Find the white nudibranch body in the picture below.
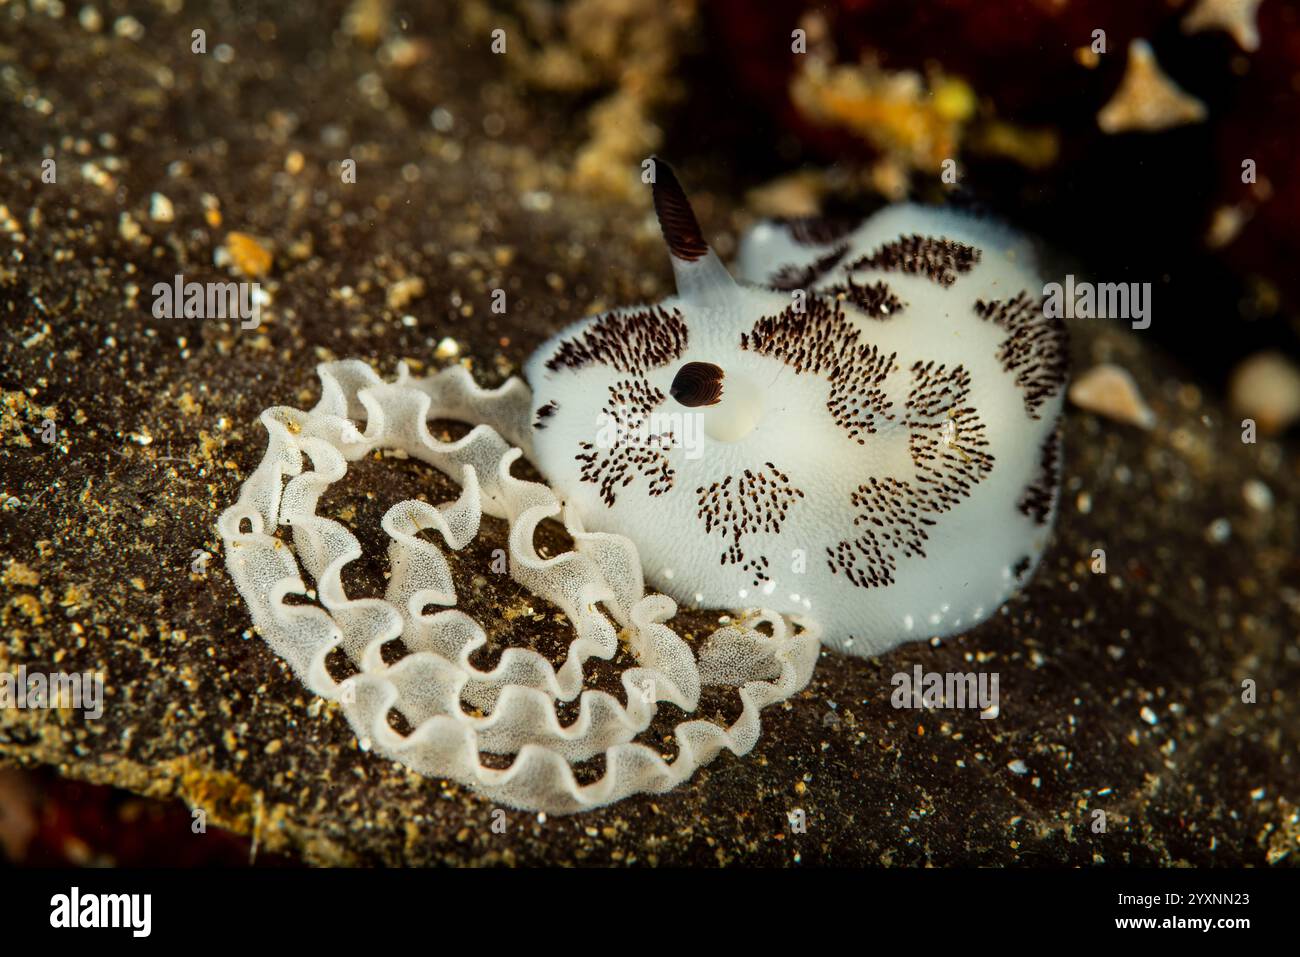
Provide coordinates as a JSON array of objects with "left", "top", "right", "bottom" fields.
[{"left": 527, "top": 162, "right": 1068, "bottom": 656}]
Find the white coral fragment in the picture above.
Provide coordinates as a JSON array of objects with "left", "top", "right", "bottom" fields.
[
  {"left": 1068, "top": 363, "right": 1157, "bottom": 430},
  {"left": 218, "top": 360, "right": 819, "bottom": 813},
  {"left": 1182, "top": 0, "right": 1263, "bottom": 53},
  {"left": 1097, "top": 40, "right": 1207, "bottom": 134}
]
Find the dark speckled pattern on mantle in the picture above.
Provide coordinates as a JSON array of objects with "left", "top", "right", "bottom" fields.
[{"left": 1, "top": 1, "right": 1297, "bottom": 866}]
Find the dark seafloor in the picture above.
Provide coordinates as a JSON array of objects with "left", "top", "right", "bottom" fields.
[{"left": 1, "top": 1, "right": 1298, "bottom": 866}]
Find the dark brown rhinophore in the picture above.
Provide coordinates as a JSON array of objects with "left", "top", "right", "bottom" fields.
[
  {"left": 670, "top": 361, "right": 725, "bottom": 407},
  {"left": 651, "top": 158, "right": 710, "bottom": 262}
]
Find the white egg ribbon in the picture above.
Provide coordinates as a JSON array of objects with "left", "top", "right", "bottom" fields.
[{"left": 218, "top": 360, "right": 820, "bottom": 813}]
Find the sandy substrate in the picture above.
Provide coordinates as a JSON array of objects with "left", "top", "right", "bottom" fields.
[{"left": 1, "top": 2, "right": 1297, "bottom": 866}]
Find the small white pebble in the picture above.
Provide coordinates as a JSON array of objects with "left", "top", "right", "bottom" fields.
[
  {"left": 521, "top": 190, "right": 553, "bottom": 212},
  {"left": 113, "top": 14, "right": 144, "bottom": 39},
  {"left": 430, "top": 107, "right": 454, "bottom": 132},
  {"left": 1242, "top": 479, "right": 1273, "bottom": 512},
  {"left": 149, "top": 192, "right": 175, "bottom": 223},
  {"left": 79, "top": 5, "right": 102, "bottom": 32}
]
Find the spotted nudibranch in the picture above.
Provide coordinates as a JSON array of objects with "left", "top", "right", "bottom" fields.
[{"left": 526, "top": 161, "right": 1068, "bottom": 656}]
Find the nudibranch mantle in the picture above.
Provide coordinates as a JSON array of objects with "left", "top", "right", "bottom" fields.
[{"left": 526, "top": 163, "right": 1067, "bottom": 656}]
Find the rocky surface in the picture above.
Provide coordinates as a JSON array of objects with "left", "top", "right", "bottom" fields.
[{"left": 1, "top": 1, "right": 1297, "bottom": 865}]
